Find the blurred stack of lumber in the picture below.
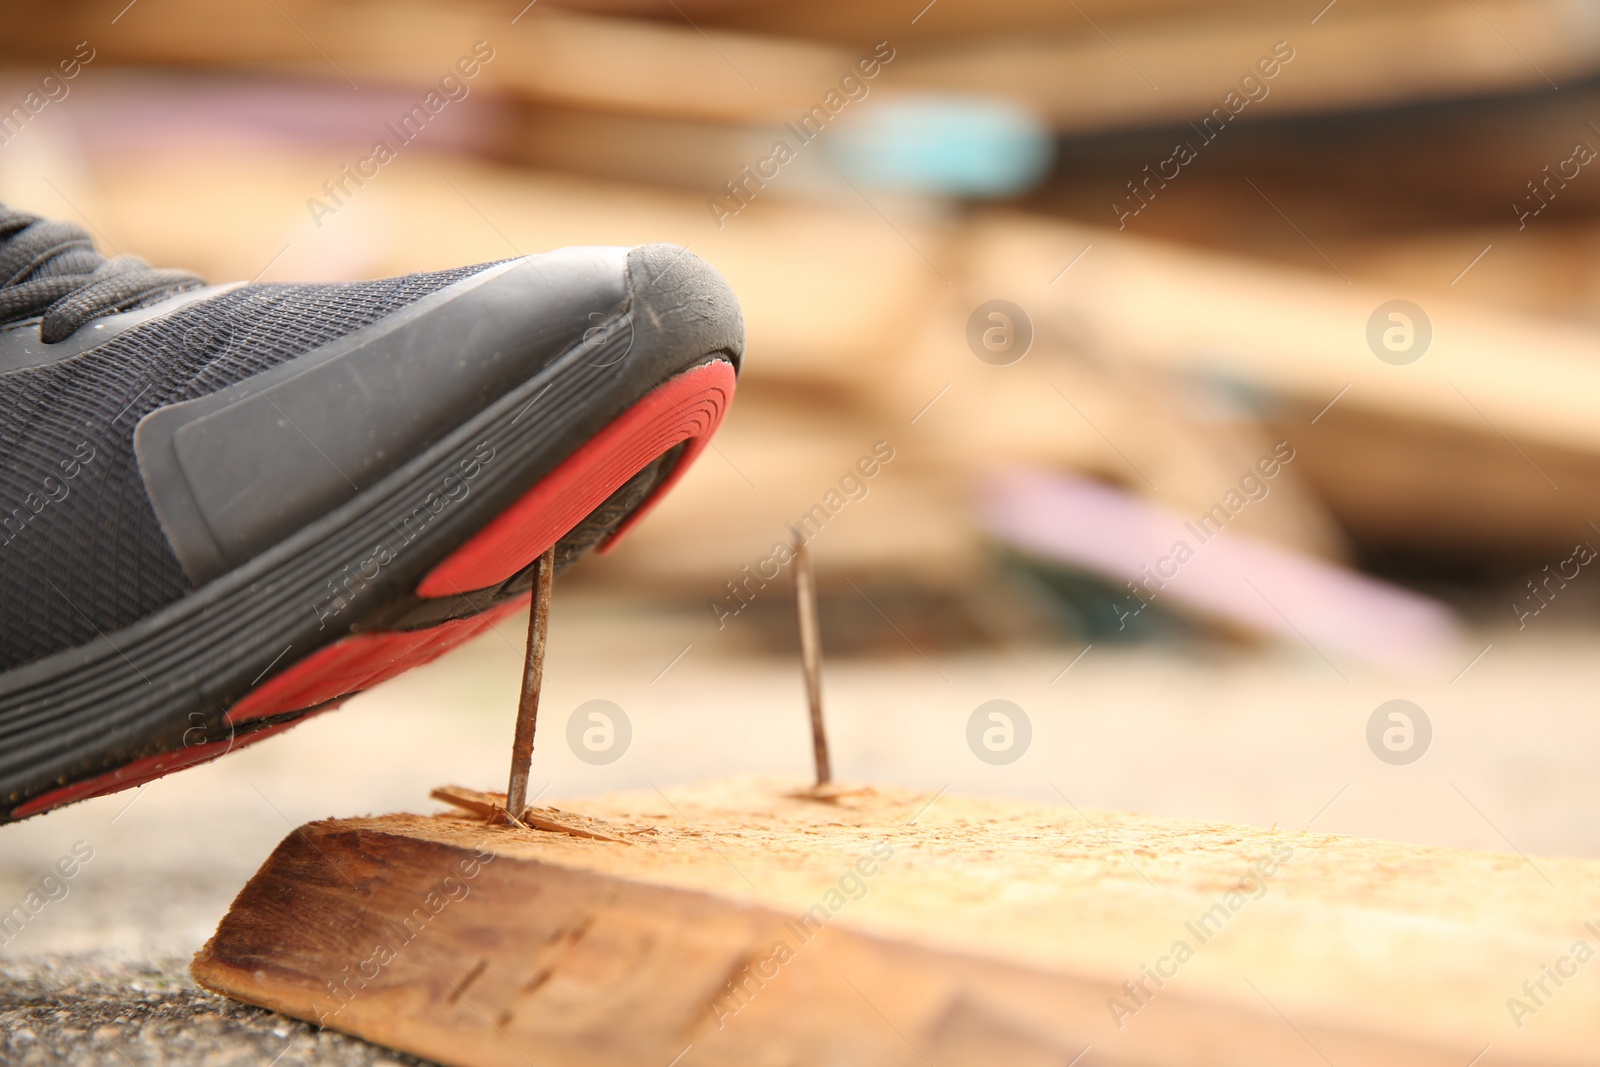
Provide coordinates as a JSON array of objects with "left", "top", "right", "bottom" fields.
[{"left": 3, "top": 0, "right": 1599, "bottom": 653}]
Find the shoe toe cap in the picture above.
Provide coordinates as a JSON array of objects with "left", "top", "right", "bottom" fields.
[{"left": 136, "top": 244, "right": 742, "bottom": 585}]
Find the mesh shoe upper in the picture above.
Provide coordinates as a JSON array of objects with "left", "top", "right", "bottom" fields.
[{"left": 0, "top": 265, "right": 495, "bottom": 671}]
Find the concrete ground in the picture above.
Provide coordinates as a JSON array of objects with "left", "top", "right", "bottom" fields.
[
  {"left": 4, "top": 590, "right": 1597, "bottom": 1063},
  {"left": 0, "top": 956, "right": 432, "bottom": 1066}
]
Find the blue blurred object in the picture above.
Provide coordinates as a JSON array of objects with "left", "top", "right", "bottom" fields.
[{"left": 826, "top": 95, "right": 1055, "bottom": 197}]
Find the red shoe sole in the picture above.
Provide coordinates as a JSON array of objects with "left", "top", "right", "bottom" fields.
[{"left": 14, "top": 360, "right": 735, "bottom": 818}]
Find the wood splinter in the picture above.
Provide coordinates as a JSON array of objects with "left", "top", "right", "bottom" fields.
[
  {"left": 504, "top": 545, "right": 556, "bottom": 826},
  {"left": 430, "top": 785, "right": 630, "bottom": 844}
]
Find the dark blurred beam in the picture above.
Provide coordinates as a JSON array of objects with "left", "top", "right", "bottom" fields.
[{"left": 1027, "top": 78, "right": 1600, "bottom": 244}]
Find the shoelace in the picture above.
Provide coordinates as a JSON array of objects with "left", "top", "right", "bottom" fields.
[{"left": 0, "top": 207, "right": 203, "bottom": 343}]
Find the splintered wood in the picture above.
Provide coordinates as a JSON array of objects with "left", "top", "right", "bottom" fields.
[{"left": 193, "top": 780, "right": 1600, "bottom": 1066}]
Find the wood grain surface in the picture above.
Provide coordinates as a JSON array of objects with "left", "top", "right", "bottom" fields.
[{"left": 193, "top": 778, "right": 1600, "bottom": 1066}]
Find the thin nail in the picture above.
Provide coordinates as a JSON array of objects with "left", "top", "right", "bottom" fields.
[
  {"left": 505, "top": 546, "right": 556, "bottom": 824},
  {"left": 793, "top": 532, "right": 831, "bottom": 786}
]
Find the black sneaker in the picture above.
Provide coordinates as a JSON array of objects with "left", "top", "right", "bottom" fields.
[{"left": 0, "top": 206, "right": 741, "bottom": 821}]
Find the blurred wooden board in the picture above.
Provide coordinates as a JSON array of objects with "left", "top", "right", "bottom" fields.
[
  {"left": 892, "top": 0, "right": 1600, "bottom": 133},
  {"left": 193, "top": 779, "right": 1600, "bottom": 1066},
  {"left": 0, "top": 0, "right": 850, "bottom": 124},
  {"left": 947, "top": 212, "right": 1600, "bottom": 559},
  {"left": 574, "top": 0, "right": 1282, "bottom": 40},
  {"left": 966, "top": 211, "right": 1600, "bottom": 461},
  {"left": 8, "top": 0, "right": 1595, "bottom": 131},
  {"left": 682, "top": 0, "right": 1498, "bottom": 45},
  {"left": 1270, "top": 400, "right": 1600, "bottom": 564},
  {"left": 1042, "top": 87, "right": 1600, "bottom": 244}
]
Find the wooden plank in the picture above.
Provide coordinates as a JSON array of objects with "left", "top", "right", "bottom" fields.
[
  {"left": 11, "top": 0, "right": 1594, "bottom": 133},
  {"left": 592, "top": 0, "right": 1276, "bottom": 42},
  {"left": 1266, "top": 398, "right": 1600, "bottom": 564},
  {"left": 194, "top": 779, "right": 1600, "bottom": 1066},
  {"left": 964, "top": 212, "right": 1600, "bottom": 461},
  {"left": 2, "top": 0, "right": 850, "bottom": 125},
  {"left": 892, "top": 0, "right": 1600, "bottom": 133},
  {"left": 688, "top": 0, "right": 1473, "bottom": 45},
  {"left": 1032, "top": 85, "right": 1600, "bottom": 247}
]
